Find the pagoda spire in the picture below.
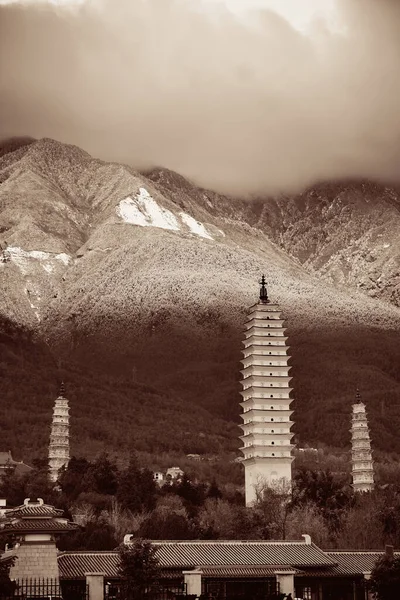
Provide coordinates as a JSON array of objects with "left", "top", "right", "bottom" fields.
[
  {"left": 239, "top": 279, "right": 295, "bottom": 506},
  {"left": 351, "top": 390, "right": 374, "bottom": 493},
  {"left": 48, "top": 383, "right": 70, "bottom": 482},
  {"left": 259, "top": 274, "right": 270, "bottom": 304}
]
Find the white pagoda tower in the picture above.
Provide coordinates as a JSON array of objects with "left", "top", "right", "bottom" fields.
[
  {"left": 48, "top": 383, "right": 70, "bottom": 482},
  {"left": 239, "top": 276, "right": 295, "bottom": 506},
  {"left": 351, "top": 391, "right": 374, "bottom": 493}
]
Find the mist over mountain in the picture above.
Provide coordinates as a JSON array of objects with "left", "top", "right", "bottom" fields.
[
  {"left": 1, "top": 137, "right": 400, "bottom": 469},
  {"left": 1, "top": 0, "right": 400, "bottom": 195}
]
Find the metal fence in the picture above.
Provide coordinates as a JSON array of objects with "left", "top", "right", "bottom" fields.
[
  {"left": 105, "top": 583, "right": 188, "bottom": 600},
  {"left": 0, "top": 579, "right": 88, "bottom": 600},
  {"left": 202, "top": 579, "right": 280, "bottom": 600}
]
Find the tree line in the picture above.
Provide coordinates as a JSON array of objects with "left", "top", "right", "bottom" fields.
[{"left": 2, "top": 453, "right": 400, "bottom": 552}]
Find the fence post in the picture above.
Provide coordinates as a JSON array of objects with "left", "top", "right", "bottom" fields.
[
  {"left": 182, "top": 570, "right": 203, "bottom": 597},
  {"left": 85, "top": 572, "right": 106, "bottom": 600}
]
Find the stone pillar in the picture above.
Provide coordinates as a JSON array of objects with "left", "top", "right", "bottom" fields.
[
  {"left": 85, "top": 573, "right": 105, "bottom": 600},
  {"left": 274, "top": 571, "right": 296, "bottom": 597},
  {"left": 363, "top": 572, "right": 373, "bottom": 600},
  {"left": 182, "top": 570, "right": 203, "bottom": 597}
]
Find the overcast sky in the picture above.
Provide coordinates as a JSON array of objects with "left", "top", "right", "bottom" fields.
[{"left": 1, "top": 0, "right": 400, "bottom": 195}]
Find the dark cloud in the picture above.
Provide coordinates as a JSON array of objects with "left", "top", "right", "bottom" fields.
[{"left": 1, "top": 0, "right": 400, "bottom": 195}]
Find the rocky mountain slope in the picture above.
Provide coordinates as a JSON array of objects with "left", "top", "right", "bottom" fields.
[
  {"left": 1, "top": 138, "right": 400, "bottom": 465},
  {"left": 229, "top": 183, "right": 400, "bottom": 307}
]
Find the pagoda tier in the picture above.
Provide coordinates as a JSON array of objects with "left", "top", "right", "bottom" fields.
[
  {"left": 350, "top": 398, "right": 374, "bottom": 493},
  {"left": 48, "top": 387, "right": 70, "bottom": 482},
  {"left": 240, "top": 282, "right": 295, "bottom": 506}
]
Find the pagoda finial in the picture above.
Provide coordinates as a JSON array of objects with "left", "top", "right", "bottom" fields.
[
  {"left": 356, "top": 388, "right": 361, "bottom": 403},
  {"left": 58, "top": 381, "right": 66, "bottom": 397},
  {"left": 259, "top": 274, "right": 270, "bottom": 304}
]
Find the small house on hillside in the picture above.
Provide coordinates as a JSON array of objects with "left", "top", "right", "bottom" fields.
[
  {"left": 0, "top": 451, "right": 33, "bottom": 478},
  {"left": 165, "top": 467, "right": 184, "bottom": 482}
]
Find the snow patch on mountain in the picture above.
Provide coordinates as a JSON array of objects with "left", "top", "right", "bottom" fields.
[
  {"left": 24, "top": 286, "right": 42, "bottom": 322},
  {"left": 6, "top": 246, "right": 71, "bottom": 275},
  {"left": 179, "top": 212, "right": 213, "bottom": 240},
  {"left": 117, "top": 188, "right": 180, "bottom": 231},
  {"left": 117, "top": 188, "right": 214, "bottom": 239}
]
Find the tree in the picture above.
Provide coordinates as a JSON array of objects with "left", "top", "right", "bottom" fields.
[
  {"left": 171, "top": 473, "right": 206, "bottom": 517},
  {"left": 58, "top": 457, "right": 91, "bottom": 501},
  {"left": 117, "top": 539, "right": 160, "bottom": 599},
  {"left": 0, "top": 557, "right": 16, "bottom": 596},
  {"left": 0, "top": 469, "right": 28, "bottom": 506},
  {"left": 207, "top": 479, "right": 222, "bottom": 500},
  {"left": 82, "top": 454, "right": 118, "bottom": 495},
  {"left": 370, "top": 552, "right": 400, "bottom": 599},
  {"left": 198, "top": 498, "right": 246, "bottom": 539},
  {"left": 293, "top": 467, "right": 353, "bottom": 532},
  {"left": 285, "top": 503, "right": 330, "bottom": 548},
  {"left": 117, "top": 458, "right": 156, "bottom": 513},
  {"left": 140, "top": 495, "right": 194, "bottom": 540},
  {"left": 336, "top": 494, "right": 384, "bottom": 550},
  {"left": 250, "top": 479, "right": 292, "bottom": 540},
  {"left": 58, "top": 518, "right": 117, "bottom": 551}
]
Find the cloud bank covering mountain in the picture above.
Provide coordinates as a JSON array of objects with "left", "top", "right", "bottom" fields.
[{"left": 1, "top": 0, "right": 400, "bottom": 195}]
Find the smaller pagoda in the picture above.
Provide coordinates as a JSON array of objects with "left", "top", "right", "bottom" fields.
[
  {"left": 49, "top": 383, "right": 70, "bottom": 482},
  {"left": 0, "top": 498, "right": 78, "bottom": 581},
  {"left": 351, "top": 390, "right": 374, "bottom": 493}
]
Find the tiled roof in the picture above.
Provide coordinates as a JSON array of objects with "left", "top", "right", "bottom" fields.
[
  {"left": 59, "top": 553, "right": 119, "bottom": 579},
  {"left": 5, "top": 504, "right": 64, "bottom": 518},
  {"left": 58, "top": 541, "right": 335, "bottom": 579},
  {"left": 1, "top": 519, "right": 78, "bottom": 532},
  {"left": 325, "top": 551, "right": 400, "bottom": 576},
  {"left": 58, "top": 547, "right": 400, "bottom": 581},
  {"left": 149, "top": 541, "right": 335, "bottom": 569}
]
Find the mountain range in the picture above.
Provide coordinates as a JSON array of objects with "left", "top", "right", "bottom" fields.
[{"left": 1, "top": 137, "right": 400, "bottom": 472}]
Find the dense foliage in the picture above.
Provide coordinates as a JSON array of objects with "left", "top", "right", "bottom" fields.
[
  {"left": 2, "top": 452, "right": 400, "bottom": 552},
  {"left": 370, "top": 553, "right": 400, "bottom": 600}
]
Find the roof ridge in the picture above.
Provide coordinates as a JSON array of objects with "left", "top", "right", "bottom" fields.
[
  {"left": 58, "top": 551, "right": 118, "bottom": 556},
  {"left": 326, "top": 550, "right": 400, "bottom": 554},
  {"left": 151, "top": 540, "right": 308, "bottom": 545}
]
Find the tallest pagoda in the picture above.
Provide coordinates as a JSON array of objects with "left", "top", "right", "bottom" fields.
[{"left": 239, "top": 277, "right": 295, "bottom": 506}]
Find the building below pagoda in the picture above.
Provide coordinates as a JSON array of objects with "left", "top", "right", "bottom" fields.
[
  {"left": 49, "top": 383, "right": 70, "bottom": 482},
  {"left": 239, "top": 276, "right": 295, "bottom": 506},
  {"left": 351, "top": 391, "right": 374, "bottom": 493},
  {"left": 1, "top": 498, "right": 78, "bottom": 581}
]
